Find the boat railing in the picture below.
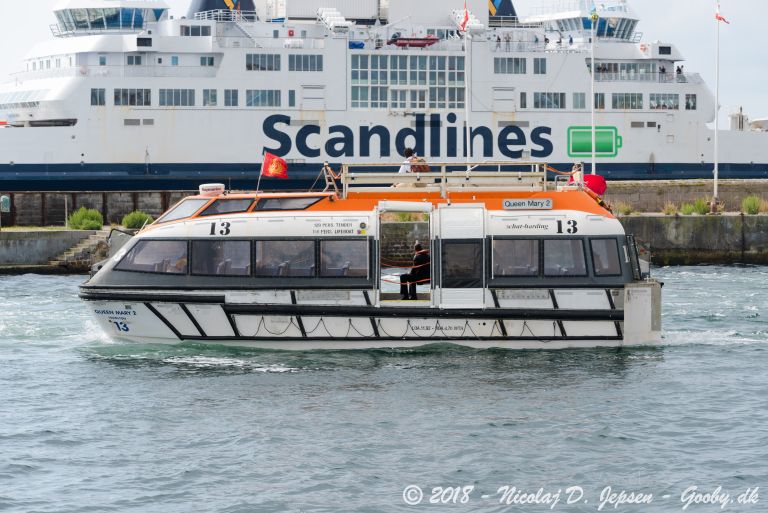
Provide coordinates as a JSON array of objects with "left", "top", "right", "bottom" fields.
[
  {"left": 194, "top": 10, "right": 259, "bottom": 22},
  {"left": 595, "top": 71, "right": 703, "bottom": 84},
  {"left": 340, "top": 162, "right": 549, "bottom": 199}
]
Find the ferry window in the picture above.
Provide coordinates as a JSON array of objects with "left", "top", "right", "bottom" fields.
[
  {"left": 659, "top": 46, "right": 672, "bottom": 55},
  {"left": 441, "top": 241, "right": 482, "bottom": 288},
  {"left": 200, "top": 56, "right": 214, "bottom": 67},
  {"left": 255, "top": 240, "right": 315, "bottom": 277},
  {"left": 156, "top": 198, "right": 209, "bottom": 223},
  {"left": 246, "top": 53, "right": 281, "bottom": 71},
  {"left": 114, "top": 89, "right": 151, "bottom": 106},
  {"left": 116, "top": 240, "right": 188, "bottom": 274},
  {"left": 225, "top": 89, "right": 238, "bottom": 107},
  {"left": 181, "top": 25, "right": 190, "bottom": 36},
  {"left": 288, "top": 90, "right": 295, "bottom": 107},
  {"left": 191, "top": 240, "right": 250, "bottom": 276},
  {"left": 612, "top": 93, "right": 643, "bottom": 110},
  {"left": 199, "top": 198, "right": 253, "bottom": 217},
  {"left": 685, "top": 94, "right": 697, "bottom": 110},
  {"left": 594, "top": 93, "right": 605, "bottom": 110},
  {"left": 494, "top": 57, "right": 526, "bottom": 75},
  {"left": 203, "top": 89, "right": 217, "bottom": 107},
  {"left": 533, "top": 58, "right": 547, "bottom": 75},
  {"left": 99, "top": 56, "right": 106, "bottom": 66},
  {"left": 159, "top": 89, "right": 195, "bottom": 107},
  {"left": 493, "top": 239, "right": 539, "bottom": 277},
  {"left": 137, "top": 37, "right": 152, "bottom": 47},
  {"left": 520, "top": 92, "right": 527, "bottom": 109},
  {"left": 91, "top": 88, "right": 105, "bottom": 106},
  {"left": 202, "top": 26, "right": 211, "bottom": 36},
  {"left": 171, "top": 56, "right": 179, "bottom": 66},
  {"left": 126, "top": 55, "right": 142, "bottom": 66},
  {"left": 289, "top": 54, "right": 323, "bottom": 72},
  {"left": 246, "top": 90, "right": 281, "bottom": 107},
  {"left": 650, "top": 93, "right": 679, "bottom": 110},
  {"left": 590, "top": 239, "right": 622, "bottom": 276},
  {"left": 254, "top": 197, "right": 323, "bottom": 211},
  {"left": 534, "top": 92, "right": 566, "bottom": 109},
  {"left": 573, "top": 92, "right": 586, "bottom": 109},
  {"left": 544, "top": 240, "right": 587, "bottom": 277},
  {"left": 320, "top": 240, "right": 368, "bottom": 278}
]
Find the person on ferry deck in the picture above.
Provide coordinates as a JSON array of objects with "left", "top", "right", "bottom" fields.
[
  {"left": 398, "top": 148, "right": 416, "bottom": 174},
  {"left": 400, "top": 243, "right": 430, "bottom": 300}
]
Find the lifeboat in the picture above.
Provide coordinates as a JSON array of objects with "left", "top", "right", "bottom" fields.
[
  {"left": 387, "top": 32, "right": 439, "bottom": 48},
  {"left": 79, "top": 162, "right": 661, "bottom": 350}
]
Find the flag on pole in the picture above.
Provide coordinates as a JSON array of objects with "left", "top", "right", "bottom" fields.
[
  {"left": 715, "top": 3, "right": 730, "bottom": 23},
  {"left": 459, "top": 1, "right": 469, "bottom": 32},
  {"left": 261, "top": 152, "right": 288, "bottom": 179}
]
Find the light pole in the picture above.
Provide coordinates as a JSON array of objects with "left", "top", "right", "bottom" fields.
[{"left": 590, "top": 9, "right": 598, "bottom": 176}]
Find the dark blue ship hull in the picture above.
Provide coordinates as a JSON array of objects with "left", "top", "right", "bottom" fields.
[{"left": 0, "top": 162, "right": 766, "bottom": 191}]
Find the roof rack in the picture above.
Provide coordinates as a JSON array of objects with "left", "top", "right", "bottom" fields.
[{"left": 339, "top": 162, "right": 550, "bottom": 199}]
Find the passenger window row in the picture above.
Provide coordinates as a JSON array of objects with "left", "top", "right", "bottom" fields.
[
  {"left": 492, "top": 238, "right": 623, "bottom": 278},
  {"left": 115, "top": 239, "right": 370, "bottom": 278}
]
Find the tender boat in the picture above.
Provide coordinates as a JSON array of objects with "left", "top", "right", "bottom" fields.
[{"left": 79, "top": 163, "right": 662, "bottom": 350}]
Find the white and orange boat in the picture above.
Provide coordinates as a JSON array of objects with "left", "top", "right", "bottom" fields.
[{"left": 79, "top": 162, "right": 661, "bottom": 350}]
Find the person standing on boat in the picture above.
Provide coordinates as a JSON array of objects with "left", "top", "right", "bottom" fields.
[
  {"left": 400, "top": 243, "right": 430, "bottom": 300},
  {"left": 398, "top": 148, "right": 416, "bottom": 174}
]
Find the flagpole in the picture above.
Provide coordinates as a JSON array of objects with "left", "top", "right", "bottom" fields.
[
  {"left": 713, "top": 5, "right": 720, "bottom": 203},
  {"left": 257, "top": 150, "right": 265, "bottom": 192},
  {"left": 590, "top": 11, "right": 597, "bottom": 176},
  {"left": 464, "top": 30, "right": 471, "bottom": 171}
]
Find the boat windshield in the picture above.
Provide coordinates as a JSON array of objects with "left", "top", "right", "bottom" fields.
[{"left": 156, "top": 198, "right": 209, "bottom": 224}]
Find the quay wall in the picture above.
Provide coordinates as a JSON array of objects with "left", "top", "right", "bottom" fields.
[
  {"left": 605, "top": 179, "right": 768, "bottom": 212},
  {"left": 619, "top": 215, "right": 768, "bottom": 265},
  {"left": 0, "top": 231, "right": 97, "bottom": 266},
  {"left": 2, "top": 180, "right": 768, "bottom": 227}
]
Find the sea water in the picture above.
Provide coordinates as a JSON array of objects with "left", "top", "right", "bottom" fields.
[{"left": 0, "top": 267, "right": 766, "bottom": 513}]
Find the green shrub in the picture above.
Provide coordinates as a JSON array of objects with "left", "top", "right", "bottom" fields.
[
  {"left": 662, "top": 202, "right": 677, "bottom": 215},
  {"left": 680, "top": 203, "right": 695, "bottom": 215},
  {"left": 121, "top": 210, "right": 154, "bottom": 229},
  {"left": 68, "top": 207, "right": 103, "bottom": 230},
  {"left": 615, "top": 202, "right": 634, "bottom": 216},
  {"left": 742, "top": 195, "right": 761, "bottom": 215},
  {"left": 693, "top": 198, "right": 709, "bottom": 215}
]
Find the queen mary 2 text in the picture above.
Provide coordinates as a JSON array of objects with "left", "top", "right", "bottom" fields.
[{"left": 262, "top": 113, "right": 554, "bottom": 159}]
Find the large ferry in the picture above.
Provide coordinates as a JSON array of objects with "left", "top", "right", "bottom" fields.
[
  {"left": 0, "top": 0, "right": 766, "bottom": 191},
  {"left": 79, "top": 163, "right": 662, "bottom": 350}
]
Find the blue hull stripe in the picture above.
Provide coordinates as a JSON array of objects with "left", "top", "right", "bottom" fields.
[{"left": 1, "top": 162, "right": 767, "bottom": 191}]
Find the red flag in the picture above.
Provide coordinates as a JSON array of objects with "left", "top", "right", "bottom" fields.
[
  {"left": 459, "top": 1, "right": 469, "bottom": 31},
  {"left": 715, "top": 4, "right": 729, "bottom": 23},
  {"left": 261, "top": 152, "right": 288, "bottom": 179}
]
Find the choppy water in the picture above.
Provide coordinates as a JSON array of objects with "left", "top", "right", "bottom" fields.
[{"left": 1, "top": 267, "right": 767, "bottom": 513}]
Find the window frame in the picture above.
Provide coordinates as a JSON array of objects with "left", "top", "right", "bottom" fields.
[
  {"left": 543, "top": 238, "right": 589, "bottom": 277},
  {"left": 190, "top": 239, "right": 253, "bottom": 277},
  {"left": 589, "top": 238, "right": 623, "bottom": 277},
  {"left": 198, "top": 198, "right": 254, "bottom": 217},
  {"left": 115, "top": 239, "right": 189, "bottom": 275},
  {"left": 319, "top": 238, "right": 370, "bottom": 279}
]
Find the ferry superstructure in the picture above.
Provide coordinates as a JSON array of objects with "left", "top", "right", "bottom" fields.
[
  {"left": 0, "top": 0, "right": 766, "bottom": 191},
  {"left": 79, "top": 164, "right": 662, "bottom": 350}
]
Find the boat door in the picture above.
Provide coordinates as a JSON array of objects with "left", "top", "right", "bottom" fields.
[
  {"left": 437, "top": 204, "right": 486, "bottom": 309},
  {"left": 376, "top": 201, "right": 433, "bottom": 304}
]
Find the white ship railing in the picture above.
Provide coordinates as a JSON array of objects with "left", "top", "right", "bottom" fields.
[
  {"left": 215, "top": 35, "right": 327, "bottom": 50},
  {"left": 595, "top": 72, "right": 703, "bottom": 85},
  {"left": 11, "top": 65, "right": 218, "bottom": 81},
  {"left": 194, "top": 10, "right": 259, "bottom": 22},
  {"left": 339, "top": 162, "right": 550, "bottom": 199}
]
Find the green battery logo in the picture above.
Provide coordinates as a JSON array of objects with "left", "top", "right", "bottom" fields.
[{"left": 567, "top": 126, "right": 623, "bottom": 158}]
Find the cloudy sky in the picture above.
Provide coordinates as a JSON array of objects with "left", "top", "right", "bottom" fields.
[{"left": 0, "top": 0, "right": 763, "bottom": 122}]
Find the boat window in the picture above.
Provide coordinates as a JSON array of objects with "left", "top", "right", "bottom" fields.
[
  {"left": 255, "top": 240, "right": 315, "bottom": 277},
  {"left": 544, "top": 239, "right": 587, "bottom": 277},
  {"left": 199, "top": 198, "right": 254, "bottom": 217},
  {"left": 191, "top": 240, "right": 251, "bottom": 276},
  {"left": 156, "top": 199, "right": 209, "bottom": 223},
  {"left": 590, "top": 239, "right": 622, "bottom": 276},
  {"left": 116, "top": 240, "right": 188, "bottom": 274},
  {"left": 492, "top": 239, "right": 539, "bottom": 277},
  {"left": 254, "top": 197, "right": 323, "bottom": 211},
  {"left": 441, "top": 241, "right": 482, "bottom": 288},
  {"left": 320, "top": 240, "right": 368, "bottom": 277}
]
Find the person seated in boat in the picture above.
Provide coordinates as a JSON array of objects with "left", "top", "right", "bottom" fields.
[{"left": 400, "top": 243, "right": 430, "bottom": 300}]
